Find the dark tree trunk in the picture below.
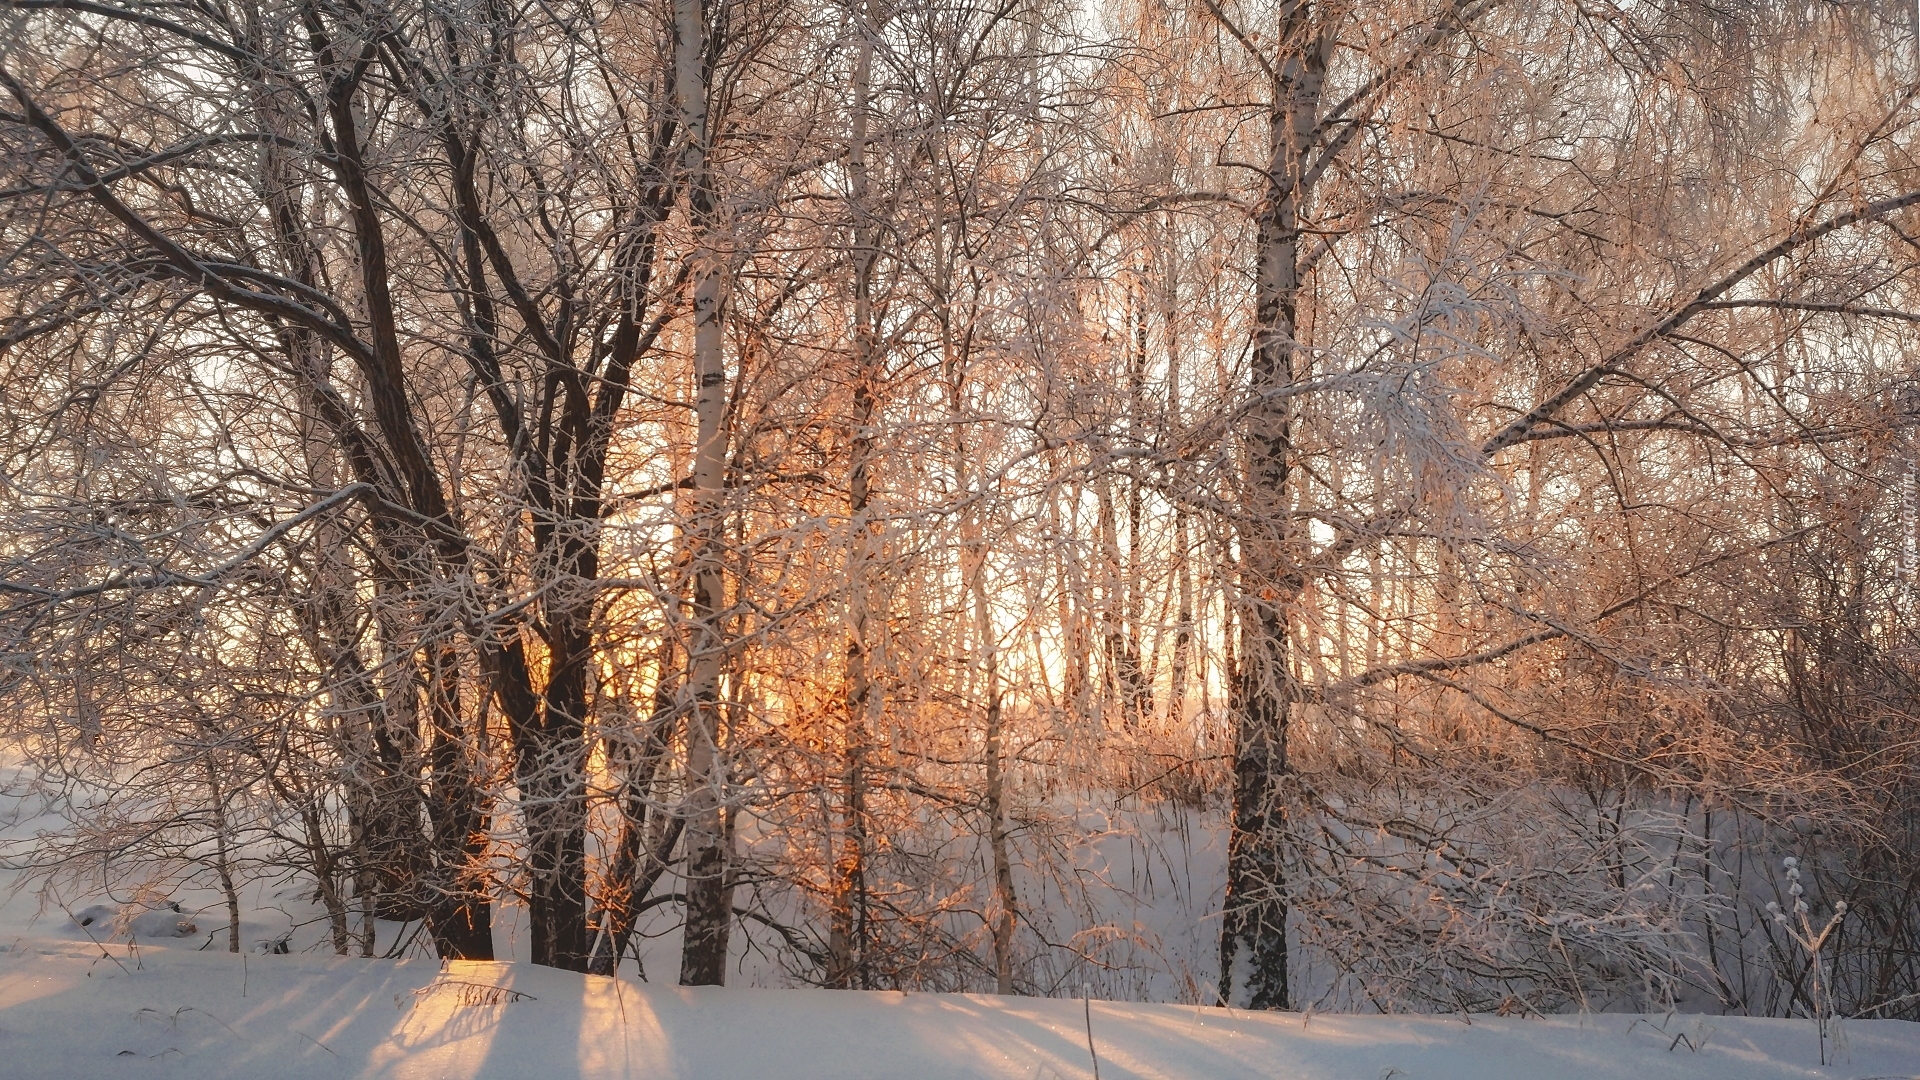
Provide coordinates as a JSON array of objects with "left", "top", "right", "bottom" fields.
[
  {"left": 423, "top": 644, "right": 495, "bottom": 960},
  {"left": 589, "top": 652, "right": 683, "bottom": 976},
  {"left": 1218, "top": 0, "right": 1325, "bottom": 1012}
]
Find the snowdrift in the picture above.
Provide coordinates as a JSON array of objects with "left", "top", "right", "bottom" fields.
[{"left": 0, "top": 938, "right": 1914, "bottom": 1079}]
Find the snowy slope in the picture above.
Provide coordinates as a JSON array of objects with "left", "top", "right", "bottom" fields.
[{"left": 0, "top": 938, "right": 1915, "bottom": 1080}]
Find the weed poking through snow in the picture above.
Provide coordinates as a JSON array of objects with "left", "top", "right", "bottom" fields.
[{"left": 1766, "top": 857, "right": 1848, "bottom": 1065}]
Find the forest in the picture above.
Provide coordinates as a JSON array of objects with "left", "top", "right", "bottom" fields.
[{"left": 0, "top": 0, "right": 1916, "bottom": 1025}]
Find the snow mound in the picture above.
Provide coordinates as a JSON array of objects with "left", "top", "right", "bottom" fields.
[
  {"left": 62, "top": 901, "right": 198, "bottom": 940},
  {"left": 128, "top": 907, "right": 198, "bottom": 939},
  {"left": 0, "top": 937, "right": 1915, "bottom": 1079},
  {"left": 67, "top": 904, "right": 114, "bottom": 930}
]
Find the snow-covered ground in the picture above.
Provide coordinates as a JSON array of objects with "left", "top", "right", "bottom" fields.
[
  {"left": 2, "top": 938, "right": 1917, "bottom": 1080},
  {"left": 3, "top": 764, "right": 1917, "bottom": 1077}
]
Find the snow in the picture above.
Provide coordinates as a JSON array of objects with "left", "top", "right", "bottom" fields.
[
  {"left": 2, "top": 766, "right": 1916, "bottom": 1077},
  {"left": 0, "top": 939, "right": 1913, "bottom": 1079},
  {"left": 68, "top": 905, "right": 114, "bottom": 930}
]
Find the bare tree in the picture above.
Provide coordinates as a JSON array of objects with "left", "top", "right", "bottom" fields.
[{"left": 2, "top": 0, "right": 1917, "bottom": 1019}]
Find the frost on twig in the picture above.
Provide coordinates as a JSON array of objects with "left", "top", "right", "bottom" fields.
[{"left": 1766, "top": 857, "right": 1848, "bottom": 1065}]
